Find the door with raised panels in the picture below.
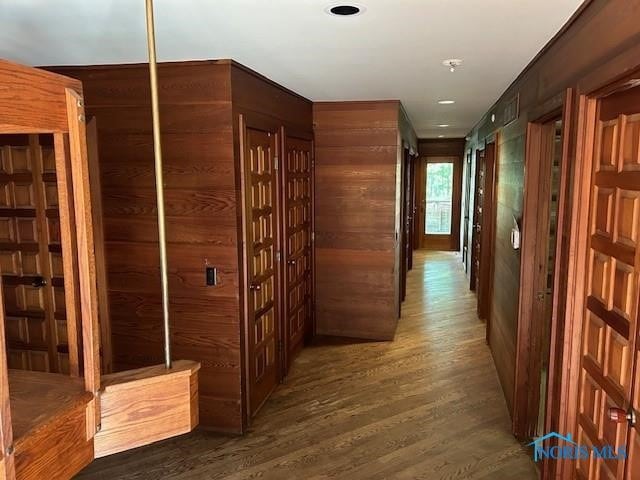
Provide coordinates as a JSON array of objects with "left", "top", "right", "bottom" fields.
[
  {"left": 0, "top": 135, "right": 69, "bottom": 373},
  {"left": 242, "top": 126, "right": 281, "bottom": 416},
  {"left": 282, "top": 135, "right": 313, "bottom": 373},
  {"left": 575, "top": 86, "right": 640, "bottom": 480},
  {"left": 470, "top": 149, "right": 485, "bottom": 293}
]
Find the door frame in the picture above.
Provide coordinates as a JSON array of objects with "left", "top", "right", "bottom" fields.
[
  {"left": 512, "top": 90, "right": 572, "bottom": 443},
  {"left": 556, "top": 66, "right": 640, "bottom": 480},
  {"left": 417, "top": 155, "right": 463, "bottom": 251},
  {"left": 477, "top": 140, "right": 497, "bottom": 324}
]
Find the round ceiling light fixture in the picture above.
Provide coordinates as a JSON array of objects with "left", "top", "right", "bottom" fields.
[
  {"left": 437, "top": 124, "right": 450, "bottom": 128},
  {"left": 438, "top": 100, "right": 455, "bottom": 105},
  {"left": 442, "top": 59, "right": 463, "bottom": 72},
  {"left": 327, "top": 4, "right": 364, "bottom": 16}
]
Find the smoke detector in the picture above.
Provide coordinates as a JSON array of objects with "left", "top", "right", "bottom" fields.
[{"left": 442, "top": 59, "right": 463, "bottom": 73}]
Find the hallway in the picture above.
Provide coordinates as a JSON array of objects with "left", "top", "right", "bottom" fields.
[{"left": 78, "top": 251, "right": 537, "bottom": 479}]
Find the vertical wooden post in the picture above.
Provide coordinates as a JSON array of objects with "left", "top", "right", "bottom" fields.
[
  {"left": 53, "top": 134, "right": 81, "bottom": 377},
  {"left": 0, "top": 282, "right": 16, "bottom": 479},
  {"left": 64, "top": 88, "right": 101, "bottom": 432},
  {"left": 87, "top": 117, "right": 112, "bottom": 374}
]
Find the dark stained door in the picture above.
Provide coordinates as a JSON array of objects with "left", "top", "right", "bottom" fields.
[
  {"left": 470, "top": 149, "right": 485, "bottom": 293},
  {"left": 575, "top": 88, "right": 640, "bottom": 480},
  {"left": 242, "top": 127, "right": 281, "bottom": 416},
  {"left": 462, "top": 151, "right": 472, "bottom": 272},
  {"left": 0, "top": 135, "right": 69, "bottom": 373},
  {"left": 477, "top": 143, "right": 496, "bottom": 321},
  {"left": 282, "top": 135, "right": 313, "bottom": 373}
]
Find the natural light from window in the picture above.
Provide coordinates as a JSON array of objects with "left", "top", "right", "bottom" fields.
[{"left": 425, "top": 162, "right": 453, "bottom": 235}]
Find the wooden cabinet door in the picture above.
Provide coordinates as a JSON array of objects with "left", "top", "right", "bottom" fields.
[
  {"left": 575, "top": 95, "right": 640, "bottom": 480},
  {"left": 282, "top": 135, "right": 313, "bottom": 373},
  {"left": 242, "top": 126, "right": 281, "bottom": 416},
  {"left": 0, "top": 135, "right": 68, "bottom": 373}
]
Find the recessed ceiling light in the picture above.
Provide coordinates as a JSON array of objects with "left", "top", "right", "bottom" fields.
[
  {"left": 327, "top": 4, "right": 363, "bottom": 16},
  {"left": 438, "top": 135, "right": 445, "bottom": 138},
  {"left": 438, "top": 100, "right": 455, "bottom": 105},
  {"left": 442, "top": 59, "right": 463, "bottom": 72},
  {"left": 437, "top": 124, "right": 450, "bottom": 128}
]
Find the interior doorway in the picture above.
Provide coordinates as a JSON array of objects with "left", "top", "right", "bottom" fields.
[
  {"left": 469, "top": 142, "right": 497, "bottom": 322},
  {"left": 513, "top": 113, "right": 567, "bottom": 442},
  {"left": 418, "top": 155, "right": 462, "bottom": 251}
]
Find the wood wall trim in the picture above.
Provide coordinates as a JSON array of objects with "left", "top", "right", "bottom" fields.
[
  {"left": 86, "top": 117, "right": 112, "bottom": 374},
  {"left": 0, "top": 283, "right": 15, "bottom": 479},
  {"left": 65, "top": 89, "right": 101, "bottom": 431}
]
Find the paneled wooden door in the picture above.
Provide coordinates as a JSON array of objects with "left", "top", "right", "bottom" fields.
[
  {"left": 0, "top": 135, "right": 69, "bottom": 373},
  {"left": 241, "top": 125, "right": 281, "bottom": 417},
  {"left": 470, "top": 149, "right": 485, "bottom": 292},
  {"left": 574, "top": 87, "right": 640, "bottom": 480},
  {"left": 281, "top": 134, "right": 313, "bottom": 374}
]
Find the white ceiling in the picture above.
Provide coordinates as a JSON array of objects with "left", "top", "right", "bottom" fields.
[{"left": 0, "top": 0, "right": 584, "bottom": 138}]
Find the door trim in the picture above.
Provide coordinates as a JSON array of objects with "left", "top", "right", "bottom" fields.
[{"left": 418, "top": 155, "right": 463, "bottom": 251}]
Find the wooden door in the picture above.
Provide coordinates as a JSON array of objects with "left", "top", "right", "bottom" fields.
[
  {"left": 242, "top": 126, "right": 281, "bottom": 417},
  {"left": 421, "top": 156, "right": 462, "bottom": 251},
  {"left": 462, "top": 152, "right": 472, "bottom": 272},
  {"left": 0, "top": 135, "right": 70, "bottom": 373},
  {"left": 470, "top": 149, "right": 485, "bottom": 292},
  {"left": 400, "top": 148, "right": 409, "bottom": 302},
  {"left": 408, "top": 154, "right": 417, "bottom": 271},
  {"left": 282, "top": 135, "right": 313, "bottom": 374},
  {"left": 574, "top": 89, "right": 640, "bottom": 480},
  {"left": 478, "top": 142, "right": 496, "bottom": 321}
]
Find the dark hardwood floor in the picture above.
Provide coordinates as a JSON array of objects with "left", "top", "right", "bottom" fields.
[{"left": 76, "top": 251, "right": 537, "bottom": 479}]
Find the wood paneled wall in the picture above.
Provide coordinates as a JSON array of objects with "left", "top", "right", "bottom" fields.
[
  {"left": 314, "top": 101, "right": 416, "bottom": 340},
  {"left": 463, "top": 0, "right": 640, "bottom": 423},
  {"left": 49, "top": 60, "right": 312, "bottom": 434},
  {"left": 418, "top": 138, "right": 465, "bottom": 158}
]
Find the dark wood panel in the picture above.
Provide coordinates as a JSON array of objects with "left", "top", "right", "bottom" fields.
[
  {"left": 314, "top": 101, "right": 415, "bottom": 340},
  {"left": 51, "top": 62, "right": 244, "bottom": 433},
  {"left": 462, "top": 6, "right": 640, "bottom": 479}
]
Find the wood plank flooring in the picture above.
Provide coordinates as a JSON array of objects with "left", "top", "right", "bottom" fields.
[{"left": 76, "top": 251, "right": 538, "bottom": 479}]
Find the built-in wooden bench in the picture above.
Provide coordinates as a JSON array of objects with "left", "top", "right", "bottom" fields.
[{"left": 10, "top": 370, "right": 94, "bottom": 480}]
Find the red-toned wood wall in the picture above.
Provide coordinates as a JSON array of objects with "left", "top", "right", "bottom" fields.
[
  {"left": 50, "top": 60, "right": 312, "bottom": 434},
  {"left": 313, "top": 101, "right": 417, "bottom": 340}
]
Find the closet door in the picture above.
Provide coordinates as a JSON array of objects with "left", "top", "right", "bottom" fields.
[
  {"left": 242, "top": 126, "right": 281, "bottom": 416},
  {"left": 282, "top": 135, "right": 313, "bottom": 373},
  {"left": 574, "top": 92, "right": 640, "bottom": 480},
  {"left": 0, "top": 135, "right": 69, "bottom": 373}
]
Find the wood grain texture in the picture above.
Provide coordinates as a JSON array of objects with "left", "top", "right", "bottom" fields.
[
  {"left": 313, "top": 101, "right": 416, "bottom": 341},
  {"left": 462, "top": 4, "right": 640, "bottom": 478},
  {"left": 95, "top": 360, "right": 200, "bottom": 458},
  {"left": 0, "top": 59, "right": 81, "bottom": 134},
  {"left": 0, "top": 283, "right": 15, "bottom": 479},
  {"left": 51, "top": 61, "right": 312, "bottom": 433},
  {"left": 9, "top": 370, "right": 94, "bottom": 480},
  {"left": 76, "top": 252, "right": 536, "bottom": 480}
]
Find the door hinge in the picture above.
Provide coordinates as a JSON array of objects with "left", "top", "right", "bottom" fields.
[
  {"left": 276, "top": 250, "right": 281, "bottom": 262},
  {"left": 311, "top": 232, "right": 315, "bottom": 242},
  {"left": 274, "top": 156, "right": 279, "bottom": 170}
]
